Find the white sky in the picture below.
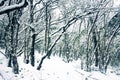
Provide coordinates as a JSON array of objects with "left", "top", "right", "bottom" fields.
[{"left": 114, "top": 0, "right": 120, "bottom": 7}]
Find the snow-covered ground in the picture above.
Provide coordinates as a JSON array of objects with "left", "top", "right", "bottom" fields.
[{"left": 0, "top": 50, "right": 120, "bottom": 80}]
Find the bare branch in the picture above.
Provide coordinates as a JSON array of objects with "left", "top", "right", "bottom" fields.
[
  {"left": 51, "top": 11, "right": 93, "bottom": 35},
  {"left": 33, "top": 0, "right": 42, "bottom": 10}
]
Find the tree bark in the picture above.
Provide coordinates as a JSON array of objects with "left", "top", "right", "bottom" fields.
[
  {"left": 45, "top": 3, "right": 51, "bottom": 58},
  {"left": 5, "top": 0, "right": 23, "bottom": 74},
  {"left": 92, "top": 27, "right": 98, "bottom": 67},
  {"left": 29, "top": 0, "right": 35, "bottom": 66},
  {"left": 30, "top": 32, "right": 36, "bottom": 66},
  {"left": 37, "top": 55, "right": 47, "bottom": 70},
  {"left": 12, "top": 56, "right": 19, "bottom": 74}
]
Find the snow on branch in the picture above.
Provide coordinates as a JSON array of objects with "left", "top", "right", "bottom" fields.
[
  {"left": 0, "top": 0, "right": 28, "bottom": 15},
  {"left": 37, "top": 10, "right": 96, "bottom": 70},
  {"left": 47, "top": 11, "right": 94, "bottom": 59},
  {"left": 51, "top": 11, "right": 92, "bottom": 35}
]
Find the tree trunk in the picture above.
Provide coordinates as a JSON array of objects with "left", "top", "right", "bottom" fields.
[
  {"left": 8, "top": 53, "right": 12, "bottom": 67},
  {"left": 92, "top": 27, "right": 98, "bottom": 67},
  {"left": 37, "top": 49, "right": 52, "bottom": 70},
  {"left": 37, "top": 55, "right": 47, "bottom": 70},
  {"left": 12, "top": 56, "right": 19, "bottom": 74},
  {"left": 29, "top": 0, "right": 35, "bottom": 66},
  {"left": 24, "top": 28, "right": 29, "bottom": 64},
  {"left": 6, "top": 0, "right": 23, "bottom": 74},
  {"left": 30, "top": 32, "right": 36, "bottom": 66}
]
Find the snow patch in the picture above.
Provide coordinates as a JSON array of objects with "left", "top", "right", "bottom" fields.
[{"left": 0, "top": 50, "right": 120, "bottom": 80}]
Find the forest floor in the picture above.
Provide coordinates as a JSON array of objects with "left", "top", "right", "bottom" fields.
[{"left": 0, "top": 50, "right": 120, "bottom": 80}]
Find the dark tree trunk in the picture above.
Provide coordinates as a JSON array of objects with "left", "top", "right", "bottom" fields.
[
  {"left": 64, "top": 33, "right": 70, "bottom": 63},
  {"left": 29, "top": 0, "right": 35, "bottom": 66},
  {"left": 59, "top": 46, "right": 62, "bottom": 57},
  {"left": 86, "top": 51, "right": 89, "bottom": 71},
  {"left": 24, "top": 29, "right": 31, "bottom": 64},
  {"left": 45, "top": 3, "right": 51, "bottom": 59},
  {"left": 6, "top": 0, "right": 23, "bottom": 74},
  {"left": 37, "top": 49, "right": 52, "bottom": 70},
  {"left": 8, "top": 53, "right": 12, "bottom": 67},
  {"left": 92, "top": 28, "right": 98, "bottom": 67},
  {"left": 104, "top": 56, "right": 111, "bottom": 73},
  {"left": 45, "top": 3, "right": 48, "bottom": 53},
  {"left": 12, "top": 56, "right": 19, "bottom": 74},
  {"left": 37, "top": 55, "right": 47, "bottom": 70},
  {"left": 30, "top": 33, "right": 36, "bottom": 66},
  {"left": 24, "top": 29, "right": 29, "bottom": 64}
]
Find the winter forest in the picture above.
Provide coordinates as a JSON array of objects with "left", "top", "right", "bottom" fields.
[{"left": 0, "top": 0, "right": 120, "bottom": 80}]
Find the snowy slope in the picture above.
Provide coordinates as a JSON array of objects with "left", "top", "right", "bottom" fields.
[{"left": 0, "top": 50, "right": 120, "bottom": 80}]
